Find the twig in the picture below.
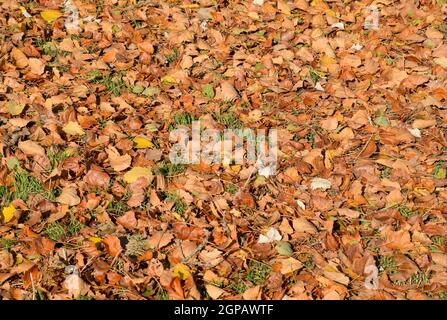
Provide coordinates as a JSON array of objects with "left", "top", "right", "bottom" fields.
[
  {"left": 352, "top": 133, "right": 374, "bottom": 163},
  {"left": 181, "top": 229, "right": 210, "bottom": 264}
]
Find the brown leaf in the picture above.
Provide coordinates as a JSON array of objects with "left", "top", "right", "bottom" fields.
[
  {"left": 28, "top": 58, "right": 45, "bottom": 75},
  {"left": 106, "top": 146, "right": 131, "bottom": 172},
  {"left": 83, "top": 168, "right": 110, "bottom": 189},
  {"left": 116, "top": 211, "right": 137, "bottom": 230},
  {"left": 103, "top": 235, "right": 122, "bottom": 257},
  {"left": 148, "top": 231, "right": 174, "bottom": 249},
  {"left": 18, "top": 140, "right": 45, "bottom": 157},
  {"left": 11, "top": 47, "right": 29, "bottom": 68},
  {"left": 56, "top": 187, "right": 80, "bottom": 206}
]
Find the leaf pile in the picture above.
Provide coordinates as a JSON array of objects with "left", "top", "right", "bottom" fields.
[{"left": 0, "top": 0, "right": 446, "bottom": 300}]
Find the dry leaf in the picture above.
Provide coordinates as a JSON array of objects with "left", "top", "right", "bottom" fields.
[
  {"left": 18, "top": 140, "right": 45, "bottom": 157},
  {"left": 123, "top": 167, "right": 153, "bottom": 184},
  {"left": 56, "top": 187, "right": 81, "bottom": 206},
  {"left": 11, "top": 48, "right": 29, "bottom": 68},
  {"left": 29, "top": 58, "right": 45, "bottom": 75},
  {"left": 63, "top": 122, "right": 85, "bottom": 136},
  {"left": 106, "top": 146, "right": 131, "bottom": 172}
]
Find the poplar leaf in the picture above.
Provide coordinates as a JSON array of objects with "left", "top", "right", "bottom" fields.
[{"left": 40, "top": 10, "right": 62, "bottom": 23}]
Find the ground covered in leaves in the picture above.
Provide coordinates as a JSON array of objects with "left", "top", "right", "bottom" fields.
[{"left": 0, "top": 0, "right": 447, "bottom": 300}]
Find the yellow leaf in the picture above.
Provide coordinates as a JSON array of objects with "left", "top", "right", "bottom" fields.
[
  {"left": 123, "top": 167, "right": 153, "bottom": 184},
  {"left": 133, "top": 137, "right": 155, "bottom": 149},
  {"left": 325, "top": 9, "right": 338, "bottom": 18},
  {"left": 230, "top": 164, "right": 241, "bottom": 173},
  {"left": 2, "top": 204, "right": 16, "bottom": 223},
  {"left": 63, "top": 121, "right": 85, "bottom": 136},
  {"left": 172, "top": 263, "right": 190, "bottom": 280},
  {"left": 89, "top": 237, "right": 102, "bottom": 244},
  {"left": 6, "top": 101, "right": 25, "bottom": 116},
  {"left": 40, "top": 9, "right": 62, "bottom": 23},
  {"left": 161, "top": 75, "right": 177, "bottom": 86},
  {"left": 321, "top": 55, "right": 336, "bottom": 66}
]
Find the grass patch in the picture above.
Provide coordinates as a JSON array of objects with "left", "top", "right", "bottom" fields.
[
  {"left": 67, "top": 215, "right": 84, "bottom": 236},
  {"left": 0, "top": 238, "right": 14, "bottom": 250},
  {"left": 85, "top": 70, "right": 126, "bottom": 96},
  {"left": 165, "top": 48, "right": 179, "bottom": 65},
  {"left": 408, "top": 271, "right": 430, "bottom": 286},
  {"left": 173, "top": 112, "right": 195, "bottom": 126},
  {"left": 213, "top": 110, "right": 242, "bottom": 129},
  {"left": 396, "top": 205, "right": 418, "bottom": 218},
  {"left": 47, "top": 149, "right": 73, "bottom": 170},
  {"left": 433, "top": 161, "right": 447, "bottom": 179},
  {"left": 33, "top": 39, "right": 69, "bottom": 59},
  {"left": 43, "top": 222, "right": 66, "bottom": 242},
  {"left": 304, "top": 130, "right": 317, "bottom": 148},
  {"left": 155, "top": 162, "right": 186, "bottom": 177},
  {"left": 14, "top": 169, "right": 47, "bottom": 201},
  {"left": 309, "top": 68, "right": 321, "bottom": 83},
  {"left": 431, "top": 235, "right": 446, "bottom": 246},
  {"left": 227, "top": 280, "right": 247, "bottom": 294},
  {"left": 302, "top": 254, "right": 315, "bottom": 270},
  {"left": 155, "top": 289, "right": 169, "bottom": 300},
  {"left": 166, "top": 192, "right": 188, "bottom": 215},
  {"left": 379, "top": 255, "right": 397, "bottom": 274},
  {"left": 429, "top": 235, "right": 446, "bottom": 252},
  {"left": 0, "top": 186, "right": 13, "bottom": 207},
  {"left": 245, "top": 260, "right": 272, "bottom": 285},
  {"left": 107, "top": 193, "right": 131, "bottom": 217},
  {"left": 224, "top": 183, "right": 238, "bottom": 195},
  {"left": 381, "top": 167, "right": 391, "bottom": 179}
]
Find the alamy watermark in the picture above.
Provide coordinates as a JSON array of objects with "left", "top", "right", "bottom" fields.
[
  {"left": 169, "top": 121, "right": 278, "bottom": 177},
  {"left": 364, "top": 5, "right": 379, "bottom": 30}
]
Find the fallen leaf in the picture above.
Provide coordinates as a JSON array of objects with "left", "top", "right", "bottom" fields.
[
  {"left": 243, "top": 285, "right": 261, "bottom": 300},
  {"left": 11, "top": 48, "right": 29, "bottom": 68},
  {"left": 133, "top": 137, "right": 155, "bottom": 149},
  {"left": 311, "top": 178, "right": 332, "bottom": 190},
  {"left": 116, "top": 211, "right": 137, "bottom": 229},
  {"left": 28, "top": 58, "right": 45, "bottom": 75},
  {"left": 123, "top": 167, "right": 153, "bottom": 184},
  {"left": 40, "top": 10, "right": 62, "bottom": 23},
  {"left": 205, "top": 284, "right": 225, "bottom": 299},
  {"left": 106, "top": 146, "right": 131, "bottom": 172},
  {"left": 258, "top": 227, "right": 282, "bottom": 244},
  {"left": 172, "top": 263, "right": 191, "bottom": 280},
  {"left": 6, "top": 101, "right": 25, "bottom": 116},
  {"left": 103, "top": 236, "right": 122, "bottom": 257},
  {"left": 275, "top": 241, "right": 293, "bottom": 256},
  {"left": 279, "top": 257, "right": 303, "bottom": 274},
  {"left": 219, "top": 81, "right": 239, "bottom": 101},
  {"left": 63, "top": 122, "right": 85, "bottom": 136},
  {"left": 56, "top": 187, "right": 81, "bottom": 206},
  {"left": 2, "top": 204, "right": 16, "bottom": 223},
  {"left": 18, "top": 140, "right": 45, "bottom": 157}
]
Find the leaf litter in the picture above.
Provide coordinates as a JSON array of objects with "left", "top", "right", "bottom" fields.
[{"left": 0, "top": 0, "right": 446, "bottom": 301}]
